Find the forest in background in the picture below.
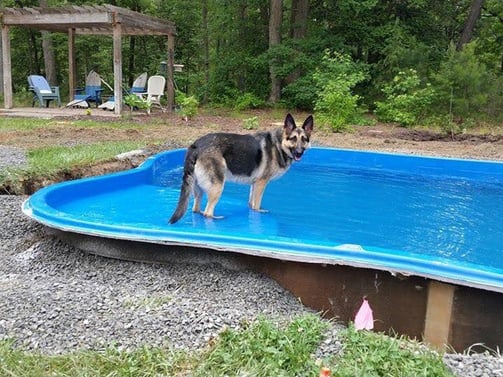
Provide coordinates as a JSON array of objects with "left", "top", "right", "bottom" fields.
[{"left": 1, "top": 0, "right": 502, "bottom": 131}]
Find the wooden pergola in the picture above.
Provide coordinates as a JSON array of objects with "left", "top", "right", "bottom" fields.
[{"left": 0, "top": 5, "right": 176, "bottom": 114}]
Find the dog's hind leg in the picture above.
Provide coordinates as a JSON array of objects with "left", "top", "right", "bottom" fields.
[
  {"left": 203, "top": 183, "right": 224, "bottom": 219},
  {"left": 249, "top": 178, "right": 269, "bottom": 212},
  {"left": 192, "top": 183, "right": 203, "bottom": 214}
]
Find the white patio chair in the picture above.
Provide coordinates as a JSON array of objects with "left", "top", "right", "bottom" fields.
[{"left": 138, "top": 75, "right": 166, "bottom": 111}]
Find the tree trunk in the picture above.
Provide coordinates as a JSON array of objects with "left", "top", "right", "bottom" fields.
[
  {"left": 237, "top": 3, "right": 247, "bottom": 92},
  {"left": 40, "top": 0, "right": 57, "bottom": 85},
  {"left": 268, "top": 0, "right": 283, "bottom": 103},
  {"left": 41, "top": 31, "right": 56, "bottom": 85},
  {"left": 202, "top": 0, "right": 209, "bottom": 103},
  {"left": 457, "top": 0, "right": 484, "bottom": 51},
  {"left": 289, "top": 0, "right": 309, "bottom": 39},
  {"left": 0, "top": 33, "right": 3, "bottom": 95},
  {"left": 286, "top": 0, "right": 309, "bottom": 84},
  {"left": 29, "top": 32, "right": 40, "bottom": 74}
]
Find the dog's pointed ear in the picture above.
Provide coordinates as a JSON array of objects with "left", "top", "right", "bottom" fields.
[
  {"left": 284, "top": 113, "right": 296, "bottom": 136},
  {"left": 302, "top": 115, "right": 314, "bottom": 138}
]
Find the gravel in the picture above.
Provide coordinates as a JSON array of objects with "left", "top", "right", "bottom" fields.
[
  {"left": 0, "top": 195, "right": 316, "bottom": 354},
  {"left": 0, "top": 146, "right": 26, "bottom": 170},
  {"left": 1, "top": 147, "right": 503, "bottom": 375}
]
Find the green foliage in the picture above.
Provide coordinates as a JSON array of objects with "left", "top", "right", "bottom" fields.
[
  {"left": 234, "top": 92, "right": 266, "bottom": 111},
  {"left": 4, "top": 0, "right": 503, "bottom": 125},
  {"left": 0, "top": 340, "right": 190, "bottom": 377},
  {"left": 333, "top": 324, "right": 455, "bottom": 376},
  {"left": 375, "top": 69, "right": 436, "bottom": 127},
  {"left": 0, "top": 315, "right": 457, "bottom": 376},
  {"left": 124, "top": 94, "right": 152, "bottom": 112},
  {"left": 193, "top": 314, "right": 327, "bottom": 376},
  {"left": 425, "top": 115, "right": 477, "bottom": 138},
  {"left": 282, "top": 74, "right": 319, "bottom": 111},
  {"left": 314, "top": 51, "right": 369, "bottom": 132},
  {"left": 431, "top": 42, "right": 502, "bottom": 120},
  {"left": 374, "top": 20, "right": 442, "bottom": 92},
  {"left": 242, "top": 116, "right": 259, "bottom": 130},
  {"left": 176, "top": 91, "right": 199, "bottom": 119}
]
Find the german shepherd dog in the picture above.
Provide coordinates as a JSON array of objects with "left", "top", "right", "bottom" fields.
[{"left": 168, "top": 113, "right": 313, "bottom": 224}]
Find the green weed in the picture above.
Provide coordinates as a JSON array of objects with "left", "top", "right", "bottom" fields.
[
  {"left": 331, "top": 324, "right": 455, "bottom": 377},
  {"left": 0, "top": 315, "right": 456, "bottom": 377}
]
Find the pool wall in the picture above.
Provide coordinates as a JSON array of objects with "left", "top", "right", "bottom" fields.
[{"left": 50, "top": 228, "right": 503, "bottom": 353}]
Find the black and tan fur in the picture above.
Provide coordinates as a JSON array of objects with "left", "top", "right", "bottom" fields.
[{"left": 168, "top": 113, "right": 313, "bottom": 224}]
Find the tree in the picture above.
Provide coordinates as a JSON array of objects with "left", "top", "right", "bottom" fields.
[
  {"left": 285, "top": 0, "right": 309, "bottom": 84},
  {"left": 202, "top": 0, "right": 209, "bottom": 103},
  {"left": 268, "top": 0, "right": 282, "bottom": 103},
  {"left": 289, "top": 0, "right": 309, "bottom": 40},
  {"left": 457, "top": 0, "right": 484, "bottom": 51}
]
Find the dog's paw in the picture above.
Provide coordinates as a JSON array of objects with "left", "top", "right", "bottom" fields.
[
  {"left": 253, "top": 208, "right": 269, "bottom": 213},
  {"left": 201, "top": 211, "right": 224, "bottom": 220}
]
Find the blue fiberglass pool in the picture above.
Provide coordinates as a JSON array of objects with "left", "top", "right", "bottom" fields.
[{"left": 23, "top": 148, "right": 503, "bottom": 292}]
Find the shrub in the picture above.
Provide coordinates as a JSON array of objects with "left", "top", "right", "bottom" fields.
[
  {"left": 176, "top": 91, "right": 199, "bottom": 119},
  {"left": 124, "top": 94, "right": 152, "bottom": 113},
  {"left": 242, "top": 116, "right": 259, "bottom": 130},
  {"left": 375, "top": 69, "right": 436, "bottom": 127},
  {"left": 431, "top": 42, "right": 501, "bottom": 120},
  {"left": 234, "top": 92, "right": 265, "bottom": 111},
  {"left": 281, "top": 75, "right": 318, "bottom": 110},
  {"left": 425, "top": 115, "right": 476, "bottom": 138},
  {"left": 313, "top": 51, "right": 369, "bottom": 132}
]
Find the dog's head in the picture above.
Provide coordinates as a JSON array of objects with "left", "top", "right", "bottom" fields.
[{"left": 281, "top": 113, "right": 314, "bottom": 161}]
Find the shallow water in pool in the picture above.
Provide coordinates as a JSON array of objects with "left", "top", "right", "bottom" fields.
[{"left": 56, "top": 151, "right": 503, "bottom": 272}]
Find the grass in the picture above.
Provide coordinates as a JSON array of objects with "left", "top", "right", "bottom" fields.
[
  {"left": 333, "top": 325, "right": 455, "bottom": 377},
  {"left": 0, "top": 340, "right": 191, "bottom": 377},
  {"left": 0, "top": 314, "right": 455, "bottom": 377},
  {"left": 0, "top": 117, "right": 52, "bottom": 131},
  {"left": 0, "top": 116, "right": 151, "bottom": 131},
  {"left": 25, "top": 141, "right": 146, "bottom": 176},
  {"left": 0, "top": 139, "right": 151, "bottom": 194},
  {"left": 193, "top": 314, "right": 327, "bottom": 376},
  {"left": 1, "top": 140, "right": 147, "bottom": 186}
]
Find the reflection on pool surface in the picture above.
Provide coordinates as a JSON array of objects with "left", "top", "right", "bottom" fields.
[{"left": 23, "top": 148, "right": 503, "bottom": 292}]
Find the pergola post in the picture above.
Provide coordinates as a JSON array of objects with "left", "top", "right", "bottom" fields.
[
  {"left": 166, "top": 33, "right": 175, "bottom": 110},
  {"left": 1, "top": 24, "right": 12, "bottom": 109},
  {"left": 112, "top": 19, "right": 122, "bottom": 115},
  {"left": 68, "top": 28, "right": 76, "bottom": 99}
]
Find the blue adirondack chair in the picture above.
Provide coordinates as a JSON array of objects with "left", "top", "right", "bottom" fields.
[
  {"left": 98, "top": 72, "right": 148, "bottom": 111},
  {"left": 130, "top": 72, "right": 148, "bottom": 94},
  {"left": 71, "top": 70, "right": 104, "bottom": 107},
  {"left": 27, "top": 75, "right": 61, "bottom": 108}
]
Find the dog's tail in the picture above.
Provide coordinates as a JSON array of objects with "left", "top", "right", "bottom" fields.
[{"left": 168, "top": 145, "right": 197, "bottom": 224}]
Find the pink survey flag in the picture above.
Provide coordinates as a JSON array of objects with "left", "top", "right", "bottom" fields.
[{"left": 354, "top": 298, "right": 374, "bottom": 330}]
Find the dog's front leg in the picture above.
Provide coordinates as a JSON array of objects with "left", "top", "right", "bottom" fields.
[{"left": 249, "top": 179, "right": 268, "bottom": 212}]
